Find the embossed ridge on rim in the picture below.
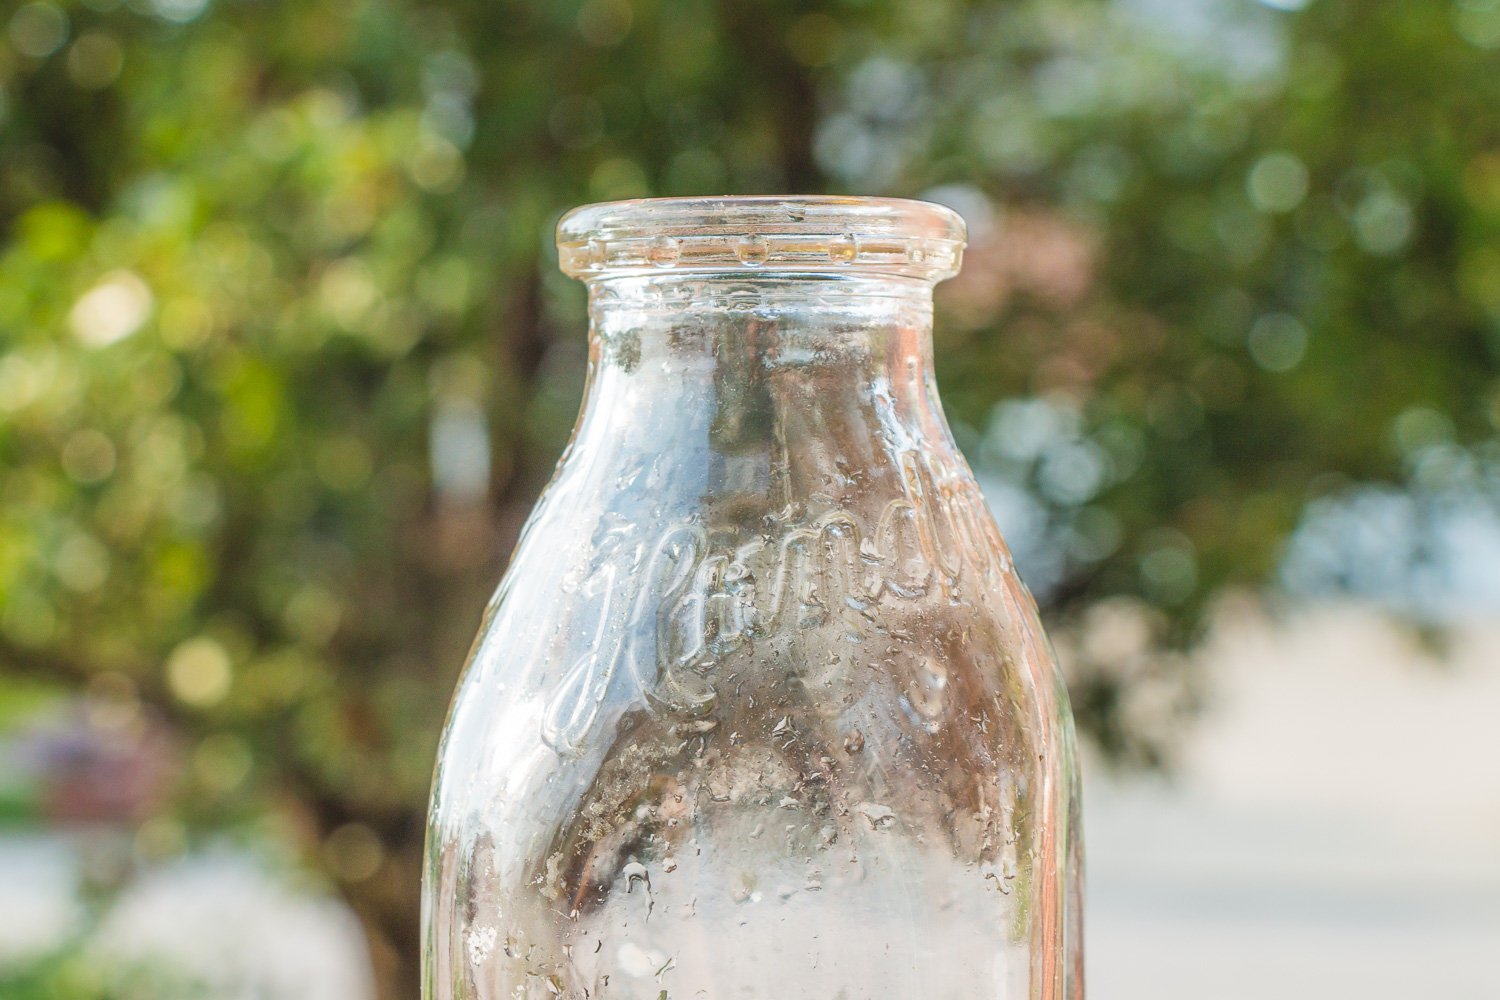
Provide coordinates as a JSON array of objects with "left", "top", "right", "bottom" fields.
[{"left": 557, "top": 195, "right": 967, "bottom": 281}]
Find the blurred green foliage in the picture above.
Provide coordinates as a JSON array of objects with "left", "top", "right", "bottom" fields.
[
  {"left": 0, "top": 947, "right": 203, "bottom": 1000},
  {"left": 2, "top": 0, "right": 1498, "bottom": 995}
]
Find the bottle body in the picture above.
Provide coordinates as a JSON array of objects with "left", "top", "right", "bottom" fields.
[{"left": 423, "top": 199, "right": 1082, "bottom": 1000}]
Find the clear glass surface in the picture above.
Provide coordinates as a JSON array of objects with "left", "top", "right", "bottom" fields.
[{"left": 423, "top": 196, "right": 1083, "bottom": 1000}]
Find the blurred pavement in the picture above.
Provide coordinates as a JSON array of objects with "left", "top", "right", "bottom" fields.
[{"left": 1086, "top": 603, "right": 1500, "bottom": 998}]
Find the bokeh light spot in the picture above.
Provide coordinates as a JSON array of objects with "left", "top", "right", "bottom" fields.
[
  {"left": 56, "top": 533, "right": 110, "bottom": 592},
  {"left": 324, "top": 823, "right": 385, "bottom": 882},
  {"left": 1248, "top": 313, "right": 1309, "bottom": 372},
  {"left": 67, "top": 33, "right": 123, "bottom": 89},
  {"left": 577, "top": 0, "right": 631, "bottom": 47},
  {"left": 193, "top": 733, "right": 253, "bottom": 793},
  {"left": 1391, "top": 406, "right": 1454, "bottom": 457},
  {"left": 1247, "top": 152, "right": 1310, "bottom": 213},
  {"left": 407, "top": 135, "right": 465, "bottom": 193},
  {"left": 8, "top": 3, "right": 68, "bottom": 59},
  {"left": 133, "top": 816, "right": 189, "bottom": 863},
  {"left": 61, "top": 429, "right": 118, "bottom": 484},
  {"left": 1352, "top": 189, "right": 1414, "bottom": 254},
  {"left": 69, "top": 270, "right": 153, "bottom": 348},
  {"left": 1140, "top": 540, "right": 1198, "bottom": 606},
  {"left": 1454, "top": 0, "right": 1500, "bottom": 49},
  {"left": 150, "top": 0, "right": 209, "bottom": 24},
  {"left": 589, "top": 157, "right": 649, "bottom": 201},
  {"left": 0, "top": 353, "right": 45, "bottom": 412},
  {"left": 166, "top": 637, "right": 233, "bottom": 708}
]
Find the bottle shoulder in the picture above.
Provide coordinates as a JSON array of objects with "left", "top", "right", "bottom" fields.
[{"left": 454, "top": 442, "right": 1059, "bottom": 749}]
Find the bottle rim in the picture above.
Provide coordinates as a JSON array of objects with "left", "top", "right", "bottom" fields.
[{"left": 557, "top": 195, "right": 967, "bottom": 281}]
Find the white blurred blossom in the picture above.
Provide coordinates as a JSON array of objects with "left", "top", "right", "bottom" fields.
[{"left": 91, "top": 855, "right": 375, "bottom": 1000}]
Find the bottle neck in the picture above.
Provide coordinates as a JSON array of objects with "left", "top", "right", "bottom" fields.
[
  {"left": 590, "top": 271, "right": 941, "bottom": 425},
  {"left": 557, "top": 272, "right": 965, "bottom": 527}
]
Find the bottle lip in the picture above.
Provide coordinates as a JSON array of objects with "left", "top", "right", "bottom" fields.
[{"left": 557, "top": 195, "right": 967, "bottom": 281}]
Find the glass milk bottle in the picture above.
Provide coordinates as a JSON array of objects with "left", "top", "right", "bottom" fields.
[{"left": 423, "top": 196, "right": 1083, "bottom": 1000}]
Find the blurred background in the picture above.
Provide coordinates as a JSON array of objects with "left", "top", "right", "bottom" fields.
[{"left": 2, "top": 0, "right": 1499, "bottom": 996}]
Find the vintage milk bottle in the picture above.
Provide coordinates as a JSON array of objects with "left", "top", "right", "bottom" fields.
[{"left": 423, "top": 196, "right": 1083, "bottom": 999}]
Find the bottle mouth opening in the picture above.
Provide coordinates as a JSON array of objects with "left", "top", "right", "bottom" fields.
[{"left": 557, "top": 196, "right": 966, "bottom": 281}]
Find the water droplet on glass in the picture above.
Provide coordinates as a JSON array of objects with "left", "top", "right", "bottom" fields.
[
  {"left": 617, "top": 941, "right": 664, "bottom": 977},
  {"left": 648, "top": 235, "right": 681, "bottom": 267},
  {"left": 856, "top": 801, "right": 896, "bottom": 830},
  {"left": 623, "top": 860, "right": 651, "bottom": 893},
  {"left": 731, "top": 871, "right": 757, "bottom": 903},
  {"left": 827, "top": 234, "right": 857, "bottom": 264},
  {"left": 735, "top": 233, "right": 769, "bottom": 266}
]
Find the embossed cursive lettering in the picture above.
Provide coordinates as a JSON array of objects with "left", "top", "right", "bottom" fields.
[{"left": 540, "top": 451, "right": 1011, "bottom": 753}]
